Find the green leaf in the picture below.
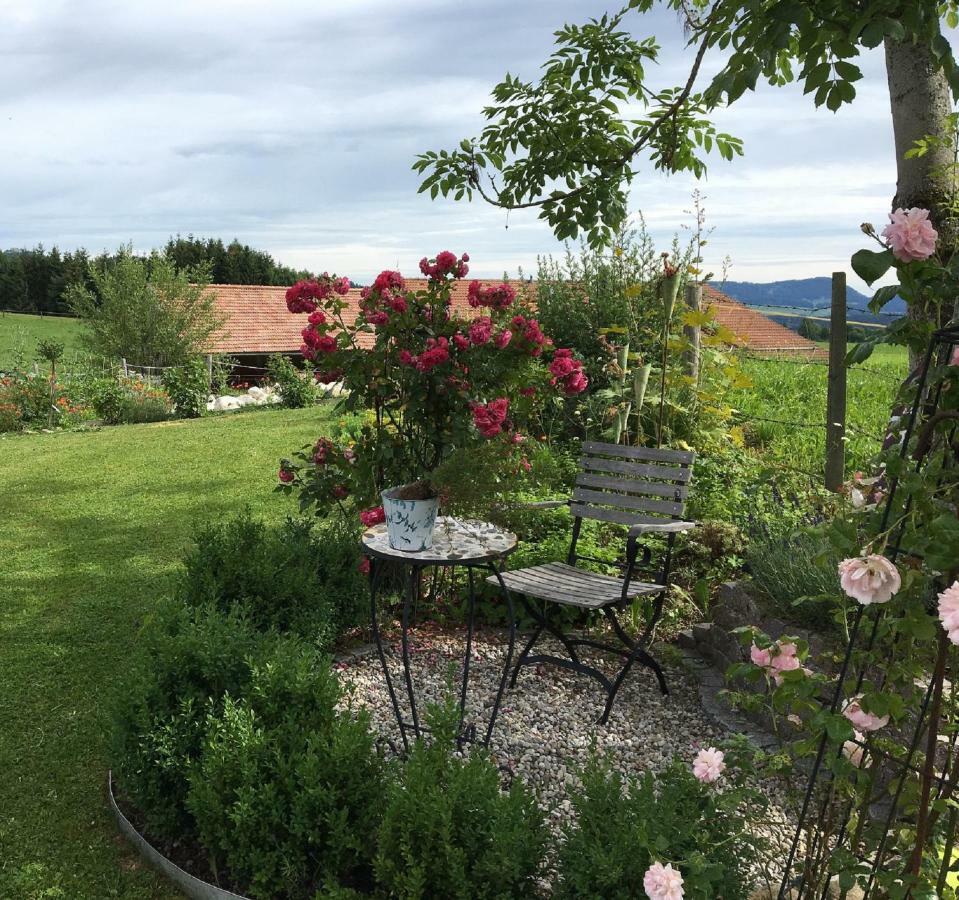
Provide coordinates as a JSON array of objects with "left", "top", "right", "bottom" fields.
[
  {"left": 851, "top": 248, "right": 894, "bottom": 285},
  {"left": 870, "top": 284, "right": 900, "bottom": 312}
]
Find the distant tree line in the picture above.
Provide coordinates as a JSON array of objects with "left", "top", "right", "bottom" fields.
[
  {"left": 0, "top": 236, "right": 332, "bottom": 316},
  {"left": 796, "top": 317, "right": 884, "bottom": 343}
]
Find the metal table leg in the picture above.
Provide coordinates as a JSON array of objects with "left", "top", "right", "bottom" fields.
[
  {"left": 484, "top": 561, "right": 516, "bottom": 746},
  {"left": 399, "top": 565, "right": 421, "bottom": 741},
  {"left": 368, "top": 558, "right": 409, "bottom": 753}
]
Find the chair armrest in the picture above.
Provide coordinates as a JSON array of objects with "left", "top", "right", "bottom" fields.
[{"left": 627, "top": 520, "right": 696, "bottom": 537}]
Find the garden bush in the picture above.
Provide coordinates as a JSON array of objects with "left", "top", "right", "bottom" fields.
[
  {"left": 186, "top": 642, "right": 384, "bottom": 898},
  {"left": 162, "top": 357, "right": 209, "bottom": 418},
  {"left": 110, "top": 601, "right": 280, "bottom": 839},
  {"left": 374, "top": 699, "right": 547, "bottom": 900},
  {"left": 177, "top": 512, "right": 367, "bottom": 646},
  {"left": 91, "top": 376, "right": 172, "bottom": 424},
  {"left": 267, "top": 354, "right": 318, "bottom": 409},
  {"left": 555, "top": 747, "right": 764, "bottom": 899},
  {"left": 746, "top": 526, "right": 843, "bottom": 631}
]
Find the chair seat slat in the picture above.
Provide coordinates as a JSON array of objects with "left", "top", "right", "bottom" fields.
[
  {"left": 576, "top": 472, "right": 689, "bottom": 500},
  {"left": 492, "top": 562, "right": 661, "bottom": 608},
  {"left": 581, "top": 456, "right": 692, "bottom": 483},
  {"left": 572, "top": 487, "right": 683, "bottom": 518},
  {"left": 582, "top": 440, "right": 695, "bottom": 465}
]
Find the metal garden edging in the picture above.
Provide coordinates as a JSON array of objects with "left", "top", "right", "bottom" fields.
[{"left": 107, "top": 771, "right": 252, "bottom": 900}]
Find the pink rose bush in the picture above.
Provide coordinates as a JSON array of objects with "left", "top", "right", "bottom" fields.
[
  {"left": 276, "top": 252, "right": 588, "bottom": 518},
  {"left": 750, "top": 639, "right": 807, "bottom": 685},
  {"left": 842, "top": 696, "right": 889, "bottom": 733},
  {"left": 837, "top": 554, "right": 901, "bottom": 605},
  {"left": 881, "top": 207, "right": 938, "bottom": 263}
]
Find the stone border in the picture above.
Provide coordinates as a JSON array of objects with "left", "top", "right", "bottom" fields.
[{"left": 108, "top": 771, "right": 252, "bottom": 900}]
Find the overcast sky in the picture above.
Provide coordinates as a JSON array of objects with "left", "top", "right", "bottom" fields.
[{"left": 0, "top": 0, "right": 941, "bottom": 289}]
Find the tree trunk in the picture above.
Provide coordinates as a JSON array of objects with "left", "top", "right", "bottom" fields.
[{"left": 885, "top": 36, "right": 955, "bottom": 366}]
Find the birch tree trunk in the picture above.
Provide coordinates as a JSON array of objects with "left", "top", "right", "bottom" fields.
[{"left": 885, "top": 36, "right": 955, "bottom": 365}]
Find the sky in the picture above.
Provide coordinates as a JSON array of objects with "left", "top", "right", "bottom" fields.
[{"left": 0, "top": 0, "right": 938, "bottom": 290}]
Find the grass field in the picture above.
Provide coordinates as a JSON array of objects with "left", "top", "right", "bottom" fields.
[
  {"left": 0, "top": 407, "right": 331, "bottom": 899},
  {"left": 0, "top": 312, "right": 85, "bottom": 370},
  {"left": 728, "top": 344, "right": 908, "bottom": 476}
]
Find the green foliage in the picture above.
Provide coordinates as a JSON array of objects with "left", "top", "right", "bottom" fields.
[
  {"left": 67, "top": 246, "right": 221, "bottom": 368},
  {"left": 415, "top": 1, "right": 955, "bottom": 248},
  {"left": 91, "top": 375, "right": 172, "bottom": 425},
  {"left": 374, "top": 698, "right": 547, "bottom": 900},
  {"left": 746, "top": 527, "right": 843, "bottom": 631},
  {"left": 186, "top": 644, "right": 384, "bottom": 899},
  {"left": 556, "top": 748, "right": 764, "bottom": 899},
  {"left": 110, "top": 602, "right": 279, "bottom": 839},
  {"left": 35, "top": 339, "right": 64, "bottom": 368},
  {"left": 177, "top": 512, "right": 367, "bottom": 646},
  {"left": 267, "top": 353, "right": 318, "bottom": 409},
  {"left": 161, "top": 357, "right": 209, "bottom": 419}
]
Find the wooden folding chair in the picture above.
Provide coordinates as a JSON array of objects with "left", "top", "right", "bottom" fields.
[{"left": 490, "top": 441, "right": 696, "bottom": 724}]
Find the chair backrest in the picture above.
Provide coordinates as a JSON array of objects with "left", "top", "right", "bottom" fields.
[{"left": 571, "top": 441, "right": 695, "bottom": 529}]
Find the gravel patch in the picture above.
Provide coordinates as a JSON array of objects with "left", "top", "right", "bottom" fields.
[{"left": 338, "top": 623, "right": 798, "bottom": 890}]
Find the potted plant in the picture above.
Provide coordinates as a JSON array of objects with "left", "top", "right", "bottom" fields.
[{"left": 276, "top": 251, "right": 588, "bottom": 550}]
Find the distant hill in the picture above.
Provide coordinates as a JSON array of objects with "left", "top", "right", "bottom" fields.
[{"left": 718, "top": 277, "right": 905, "bottom": 327}]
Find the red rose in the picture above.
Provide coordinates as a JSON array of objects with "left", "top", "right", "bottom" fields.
[
  {"left": 563, "top": 369, "right": 588, "bottom": 395},
  {"left": 360, "top": 506, "right": 386, "bottom": 527},
  {"left": 278, "top": 467, "right": 295, "bottom": 483}
]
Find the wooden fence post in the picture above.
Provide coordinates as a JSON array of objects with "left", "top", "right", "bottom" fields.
[
  {"left": 122, "top": 357, "right": 128, "bottom": 378},
  {"left": 825, "top": 271, "right": 848, "bottom": 491},
  {"left": 205, "top": 354, "right": 213, "bottom": 385},
  {"left": 683, "top": 282, "right": 702, "bottom": 383}
]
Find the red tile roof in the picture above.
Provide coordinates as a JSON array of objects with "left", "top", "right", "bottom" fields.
[
  {"left": 703, "top": 284, "right": 826, "bottom": 357},
  {"left": 203, "top": 280, "right": 823, "bottom": 358}
]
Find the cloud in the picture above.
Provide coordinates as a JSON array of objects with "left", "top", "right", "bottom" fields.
[{"left": 0, "top": 0, "right": 930, "bottom": 292}]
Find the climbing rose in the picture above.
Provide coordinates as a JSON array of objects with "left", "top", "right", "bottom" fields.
[
  {"left": 838, "top": 555, "right": 901, "bottom": 605},
  {"left": 359, "top": 506, "right": 385, "bottom": 527},
  {"left": 843, "top": 696, "right": 889, "bottom": 732},
  {"left": 938, "top": 581, "right": 959, "bottom": 644},
  {"left": 494, "top": 329, "right": 512, "bottom": 349},
  {"left": 333, "top": 276, "right": 351, "bottom": 295},
  {"left": 563, "top": 369, "right": 588, "bottom": 395},
  {"left": 467, "top": 281, "right": 516, "bottom": 310},
  {"left": 415, "top": 337, "right": 450, "bottom": 371},
  {"left": 307, "top": 310, "right": 326, "bottom": 326},
  {"left": 372, "top": 270, "right": 405, "bottom": 293},
  {"left": 882, "top": 207, "right": 938, "bottom": 262},
  {"left": 692, "top": 747, "right": 725, "bottom": 784},
  {"left": 549, "top": 349, "right": 577, "bottom": 378},
  {"left": 278, "top": 467, "right": 294, "bottom": 483},
  {"left": 285, "top": 279, "right": 330, "bottom": 313},
  {"left": 643, "top": 862, "right": 684, "bottom": 900},
  {"left": 419, "top": 251, "right": 469, "bottom": 280},
  {"left": 750, "top": 643, "right": 772, "bottom": 668}
]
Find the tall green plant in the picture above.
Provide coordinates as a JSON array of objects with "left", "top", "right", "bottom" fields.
[{"left": 67, "top": 246, "right": 221, "bottom": 368}]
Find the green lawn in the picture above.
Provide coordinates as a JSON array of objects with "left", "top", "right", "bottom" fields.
[
  {"left": 0, "top": 312, "right": 85, "bottom": 370},
  {"left": 0, "top": 407, "right": 330, "bottom": 899},
  {"left": 727, "top": 344, "right": 908, "bottom": 475}
]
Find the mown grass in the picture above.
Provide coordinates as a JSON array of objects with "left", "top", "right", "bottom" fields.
[
  {"left": 0, "top": 312, "right": 85, "bottom": 370},
  {"left": 0, "top": 407, "right": 331, "bottom": 899},
  {"left": 727, "top": 344, "right": 908, "bottom": 476}
]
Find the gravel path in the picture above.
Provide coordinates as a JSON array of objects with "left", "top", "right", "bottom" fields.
[{"left": 337, "top": 623, "right": 795, "bottom": 875}]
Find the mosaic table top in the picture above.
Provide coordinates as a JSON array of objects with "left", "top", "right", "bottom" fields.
[{"left": 362, "top": 516, "right": 517, "bottom": 564}]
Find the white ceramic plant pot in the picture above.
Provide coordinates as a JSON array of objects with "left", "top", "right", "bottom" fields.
[{"left": 381, "top": 487, "right": 440, "bottom": 552}]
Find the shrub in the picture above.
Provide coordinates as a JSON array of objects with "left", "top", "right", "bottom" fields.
[
  {"left": 162, "top": 357, "right": 209, "bottom": 418},
  {"left": 177, "top": 512, "right": 367, "bottom": 646},
  {"left": 110, "top": 602, "right": 277, "bottom": 839},
  {"left": 555, "top": 749, "right": 764, "bottom": 900},
  {"left": 267, "top": 354, "right": 317, "bottom": 409},
  {"left": 374, "top": 699, "right": 547, "bottom": 900},
  {"left": 746, "top": 527, "right": 843, "bottom": 631},
  {"left": 91, "top": 376, "right": 172, "bottom": 425},
  {"left": 186, "top": 646, "right": 384, "bottom": 898}
]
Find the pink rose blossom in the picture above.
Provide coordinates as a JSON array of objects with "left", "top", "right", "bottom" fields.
[
  {"left": 938, "top": 581, "right": 959, "bottom": 645},
  {"left": 563, "top": 369, "right": 588, "bottom": 395},
  {"left": 750, "top": 643, "right": 772, "bottom": 667},
  {"left": 333, "top": 276, "right": 351, "bottom": 295},
  {"left": 278, "top": 467, "right": 294, "bottom": 483},
  {"left": 692, "top": 747, "right": 725, "bottom": 783},
  {"left": 843, "top": 696, "right": 889, "bottom": 732},
  {"left": 643, "top": 862, "right": 684, "bottom": 900},
  {"left": 494, "top": 329, "right": 512, "bottom": 349},
  {"left": 471, "top": 398, "right": 509, "bottom": 438},
  {"left": 843, "top": 731, "right": 867, "bottom": 768},
  {"left": 469, "top": 317, "right": 493, "bottom": 346},
  {"left": 882, "top": 207, "right": 938, "bottom": 262},
  {"left": 838, "top": 555, "right": 901, "bottom": 605},
  {"left": 950, "top": 346, "right": 959, "bottom": 366}
]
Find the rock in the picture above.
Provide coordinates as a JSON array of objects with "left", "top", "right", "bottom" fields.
[{"left": 713, "top": 582, "right": 760, "bottom": 633}]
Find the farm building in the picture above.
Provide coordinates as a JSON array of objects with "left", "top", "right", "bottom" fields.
[{"left": 202, "top": 280, "right": 823, "bottom": 374}]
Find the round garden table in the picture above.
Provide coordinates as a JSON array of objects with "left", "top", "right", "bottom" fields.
[{"left": 362, "top": 516, "right": 518, "bottom": 751}]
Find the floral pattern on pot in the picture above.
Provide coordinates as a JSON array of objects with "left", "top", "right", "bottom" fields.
[{"left": 381, "top": 488, "right": 440, "bottom": 552}]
